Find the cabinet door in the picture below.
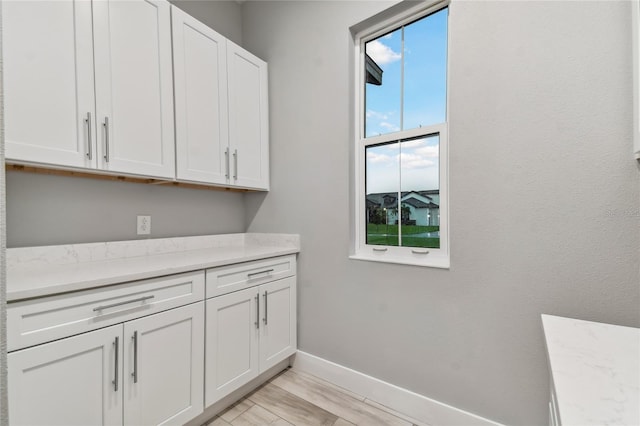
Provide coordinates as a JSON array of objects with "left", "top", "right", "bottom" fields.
[
  {"left": 259, "top": 276, "right": 297, "bottom": 372},
  {"left": 93, "top": 0, "right": 175, "bottom": 178},
  {"left": 2, "top": 0, "right": 96, "bottom": 168},
  {"left": 172, "top": 6, "right": 229, "bottom": 185},
  {"left": 123, "top": 302, "right": 204, "bottom": 426},
  {"left": 205, "top": 287, "right": 260, "bottom": 406},
  {"left": 227, "top": 40, "right": 270, "bottom": 190},
  {"left": 8, "top": 325, "right": 122, "bottom": 426}
]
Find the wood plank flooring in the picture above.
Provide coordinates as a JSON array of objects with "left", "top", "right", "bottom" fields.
[{"left": 202, "top": 369, "right": 426, "bottom": 426}]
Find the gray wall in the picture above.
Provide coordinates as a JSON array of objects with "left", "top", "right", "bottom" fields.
[
  {"left": 6, "top": 0, "right": 244, "bottom": 248},
  {"left": 1, "top": 2, "right": 8, "bottom": 423},
  {"left": 242, "top": 1, "right": 640, "bottom": 425},
  {"left": 169, "top": 0, "right": 242, "bottom": 45},
  {"left": 6, "top": 172, "right": 245, "bottom": 247}
]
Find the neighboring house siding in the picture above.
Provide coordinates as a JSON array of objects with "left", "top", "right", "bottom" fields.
[{"left": 366, "top": 190, "right": 440, "bottom": 226}]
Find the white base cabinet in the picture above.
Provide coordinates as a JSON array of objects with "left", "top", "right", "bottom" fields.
[
  {"left": 8, "top": 272, "right": 205, "bottom": 426},
  {"left": 7, "top": 254, "right": 296, "bottom": 426},
  {"left": 123, "top": 303, "right": 204, "bottom": 426},
  {"left": 204, "top": 258, "right": 296, "bottom": 407},
  {"left": 9, "top": 325, "right": 123, "bottom": 426},
  {"left": 205, "top": 287, "right": 259, "bottom": 405},
  {"left": 259, "top": 277, "right": 297, "bottom": 372}
]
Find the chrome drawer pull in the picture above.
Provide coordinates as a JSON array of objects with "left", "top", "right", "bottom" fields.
[
  {"left": 85, "top": 112, "right": 93, "bottom": 160},
  {"left": 233, "top": 149, "right": 238, "bottom": 180},
  {"left": 247, "top": 269, "right": 274, "bottom": 278},
  {"left": 132, "top": 331, "right": 138, "bottom": 383},
  {"left": 225, "top": 148, "right": 230, "bottom": 179},
  {"left": 255, "top": 294, "right": 260, "bottom": 329},
  {"left": 103, "top": 117, "right": 110, "bottom": 162},
  {"left": 93, "top": 295, "right": 155, "bottom": 312},
  {"left": 113, "top": 336, "right": 119, "bottom": 391},
  {"left": 263, "top": 290, "right": 268, "bottom": 325}
]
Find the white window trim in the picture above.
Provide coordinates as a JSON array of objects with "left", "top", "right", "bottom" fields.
[{"left": 350, "top": 0, "right": 450, "bottom": 269}]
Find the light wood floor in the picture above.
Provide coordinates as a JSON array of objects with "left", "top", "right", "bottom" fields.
[{"left": 202, "top": 368, "right": 425, "bottom": 426}]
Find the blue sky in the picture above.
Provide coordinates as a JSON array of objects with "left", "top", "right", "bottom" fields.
[{"left": 365, "top": 8, "right": 447, "bottom": 194}]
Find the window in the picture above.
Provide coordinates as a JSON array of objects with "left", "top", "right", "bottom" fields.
[{"left": 352, "top": 2, "right": 449, "bottom": 268}]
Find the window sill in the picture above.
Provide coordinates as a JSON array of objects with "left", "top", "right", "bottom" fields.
[{"left": 349, "top": 252, "right": 450, "bottom": 269}]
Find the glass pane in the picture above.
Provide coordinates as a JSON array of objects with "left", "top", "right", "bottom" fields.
[
  {"left": 399, "top": 135, "right": 440, "bottom": 248},
  {"left": 364, "top": 8, "right": 448, "bottom": 138},
  {"left": 364, "top": 28, "right": 401, "bottom": 138},
  {"left": 403, "top": 8, "right": 448, "bottom": 130},
  {"left": 365, "top": 142, "right": 399, "bottom": 246}
]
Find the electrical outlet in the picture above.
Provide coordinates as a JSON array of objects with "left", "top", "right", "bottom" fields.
[{"left": 137, "top": 215, "right": 151, "bottom": 235}]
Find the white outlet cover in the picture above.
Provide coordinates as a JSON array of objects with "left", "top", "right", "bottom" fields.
[{"left": 137, "top": 215, "right": 151, "bottom": 235}]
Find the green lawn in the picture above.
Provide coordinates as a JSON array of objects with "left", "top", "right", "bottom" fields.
[{"left": 366, "top": 224, "right": 440, "bottom": 248}]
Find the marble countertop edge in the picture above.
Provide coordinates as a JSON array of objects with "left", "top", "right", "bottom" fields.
[
  {"left": 541, "top": 314, "right": 640, "bottom": 426},
  {"left": 7, "top": 233, "right": 300, "bottom": 302}
]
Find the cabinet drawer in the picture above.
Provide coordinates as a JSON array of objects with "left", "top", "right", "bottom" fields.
[
  {"left": 8, "top": 271, "right": 204, "bottom": 352},
  {"left": 206, "top": 255, "right": 296, "bottom": 298}
]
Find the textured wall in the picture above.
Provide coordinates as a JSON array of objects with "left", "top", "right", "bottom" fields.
[
  {"left": 169, "top": 0, "right": 242, "bottom": 45},
  {"left": 6, "top": 172, "right": 246, "bottom": 247},
  {"left": 5, "top": 1, "right": 245, "bottom": 248},
  {"left": 242, "top": 1, "right": 640, "bottom": 424},
  {"left": 1, "top": 1, "right": 8, "bottom": 423}
]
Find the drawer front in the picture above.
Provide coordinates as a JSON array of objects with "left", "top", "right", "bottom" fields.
[
  {"left": 206, "top": 255, "right": 296, "bottom": 298},
  {"left": 8, "top": 271, "right": 205, "bottom": 352}
]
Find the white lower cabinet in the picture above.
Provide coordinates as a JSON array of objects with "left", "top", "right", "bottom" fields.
[
  {"left": 9, "top": 301, "right": 204, "bottom": 426},
  {"left": 7, "top": 254, "right": 297, "bottom": 425},
  {"left": 123, "top": 303, "right": 204, "bottom": 426},
  {"left": 205, "top": 275, "right": 296, "bottom": 407},
  {"left": 8, "top": 325, "right": 123, "bottom": 426}
]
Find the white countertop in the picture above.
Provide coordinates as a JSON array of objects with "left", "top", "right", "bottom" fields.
[
  {"left": 7, "top": 233, "right": 300, "bottom": 301},
  {"left": 542, "top": 314, "right": 640, "bottom": 426}
]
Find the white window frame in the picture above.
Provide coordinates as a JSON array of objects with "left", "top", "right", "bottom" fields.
[{"left": 350, "top": 0, "right": 450, "bottom": 269}]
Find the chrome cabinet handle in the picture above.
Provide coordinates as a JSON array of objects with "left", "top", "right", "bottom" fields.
[
  {"left": 93, "top": 295, "right": 155, "bottom": 312},
  {"left": 247, "top": 269, "right": 274, "bottom": 278},
  {"left": 132, "top": 331, "right": 138, "bottom": 383},
  {"left": 103, "top": 117, "right": 110, "bottom": 162},
  {"left": 225, "top": 148, "right": 230, "bottom": 179},
  {"left": 233, "top": 149, "right": 238, "bottom": 180},
  {"left": 255, "top": 294, "right": 260, "bottom": 329},
  {"left": 85, "top": 112, "right": 93, "bottom": 160},
  {"left": 263, "top": 290, "right": 268, "bottom": 325},
  {"left": 113, "top": 336, "right": 119, "bottom": 391}
]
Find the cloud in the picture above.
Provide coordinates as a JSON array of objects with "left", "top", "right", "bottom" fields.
[
  {"left": 379, "top": 122, "right": 400, "bottom": 132},
  {"left": 366, "top": 40, "right": 401, "bottom": 66},
  {"left": 415, "top": 145, "right": 439, "bottom": 158},
  {"left": 366, "top": 110, "right": 389, "bottom": 120},
  {"left": 367, "top": 151, "right": 394, "bottom": 164},
  {"left": 400, "top": 152, "right": 436, "bottom": 169},
  {"left": 401, "top": 139, "right": 425, "bottom": 148}
]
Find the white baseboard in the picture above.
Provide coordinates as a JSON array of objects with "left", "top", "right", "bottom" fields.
[{"left": 291, "top": 351, "right": 503, "bottom": 426}]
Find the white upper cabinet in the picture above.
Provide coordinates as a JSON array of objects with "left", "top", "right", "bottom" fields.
[
  {"left": 3, "top": 0, "right": 175, "bottom": 179},
  {"left": 227, "top": 41, "right": 270, "bottom": 190},
  {"left": 172, "top": 6, "right": 229, "bottom": 185},
  {"left": 172, "top": 7, "right": 269, "bottom": 190},
  {"left": 4, "top": 0, "right": 268, "bottom": 188},
  {"left": 2, "top": 0, "right": 96, "bottom": 168},
  {"left": 93, "top": 0, "right": 175, "bottom": 178}
]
